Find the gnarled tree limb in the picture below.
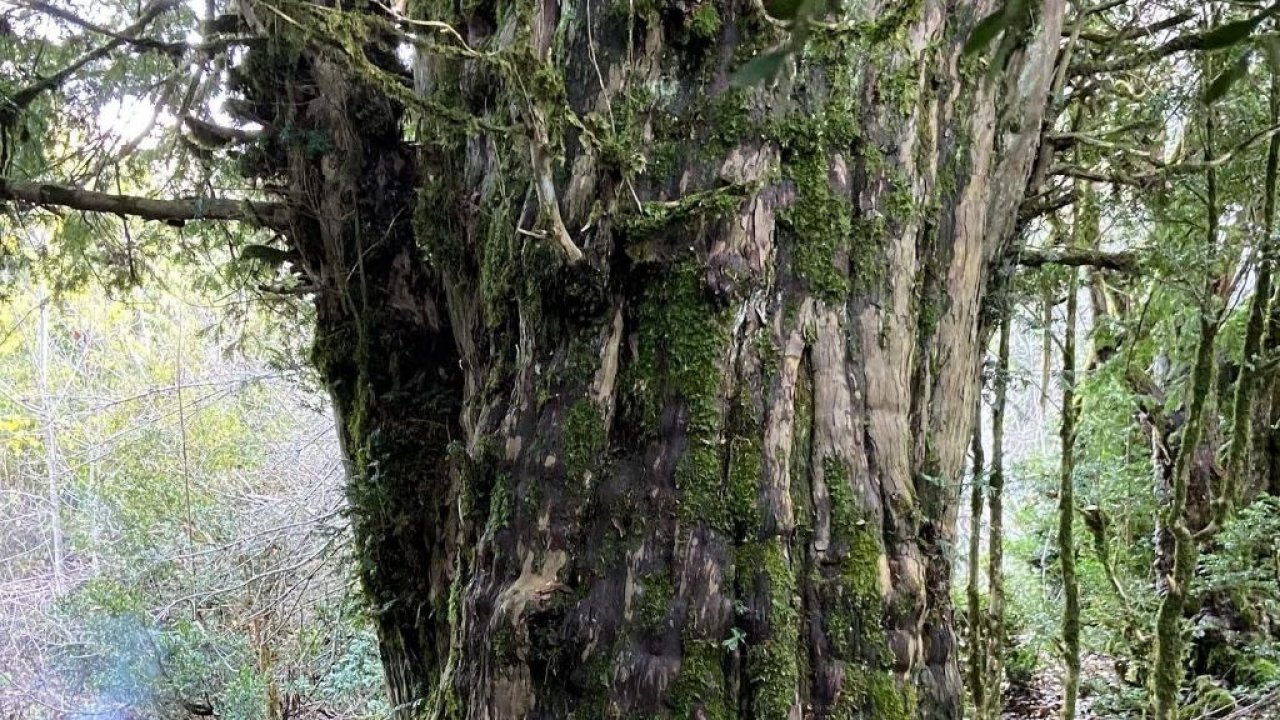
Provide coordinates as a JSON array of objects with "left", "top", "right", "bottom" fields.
[{"left": 0, "top": 177, "right": 290, "bottom": 228}]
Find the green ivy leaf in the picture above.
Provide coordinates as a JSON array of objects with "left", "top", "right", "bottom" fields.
[{"left": 1205, "top": 50, "right": 1252, "bottom": 104}]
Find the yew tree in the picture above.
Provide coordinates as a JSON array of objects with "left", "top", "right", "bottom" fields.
[{"left": 0, "top": 0, "right": 1065, "bottom": 717}]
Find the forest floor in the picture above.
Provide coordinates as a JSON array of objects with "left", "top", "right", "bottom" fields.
[
  {"left": 1002, "top": 656, "right": 1280, "bottom": 719},
  {"left": 1001, "top": 654, "right": 1112, "bottom": 719}
]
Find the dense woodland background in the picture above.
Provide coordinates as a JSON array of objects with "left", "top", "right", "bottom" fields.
[{"left": 6, "top": 0, "right": 1280, "bottom": 718}]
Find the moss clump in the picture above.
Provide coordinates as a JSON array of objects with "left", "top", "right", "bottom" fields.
[
  {"left": 867, "top": 670, "right": 913, "bottom": 719},
  {"left": 669, "top": 640, "right": 730, "bottom": 720},
  {"left": 478, "top": 188, "right": 519, "bottom": 326},
  {"left": 788, "top": 362, "right": 814, "bottom": 530},
  {"left": 687, "top": 2, "right": 721, "bottom": 42},
  {"left": 484, "top": 472, "right": 514, "bottom": 538},
  {"left": 833, "top": 666, "right": 913, "bottom": 720},
  {"left": 700, "top": 88, "right": 754, "bottom": 160},
  {"left": 626, "top": 263, "right": 730, "bottom": 435},
  {"left": 635, "top": 572, "right": 675, "bottom": 633},
  {"left": 775, "top": 132, "right": 854, "bottom": 304},
  {"left": 414, "top": 181, "right": 463, "bottom": 274},
  {"left": 620, "top": 184, "right": 753, "bottom": 241},
  {"left": 562, "top": 399, "right": 606, "bottom": 482},
  {"left": 817, "top": 456, "right": 911, "bottom": 717},
  {"left": 824, "top": 456, "right": 885, "bottom": 659},
  {"left": 677, "top": 442, "right": 729, "bottom": 531},
  {"left": 753, "top": 329, "right": 781, "bottom": 380},
  {"left": 738, "top": 537, "right": 801, "bottom": 719},
  {"left": 1181, "top": 677, "right": 1235, "bottom": 720},
  {"left": 727, "top": 436, "right": 764, "bottom": 539}
]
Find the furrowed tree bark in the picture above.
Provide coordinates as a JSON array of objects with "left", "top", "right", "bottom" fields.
[
  {"left": 222, "top": 14, "right": 465, "bottom": 715},
  {"left": 7, "top": 0, "right": 1064, "bottom": 716}
]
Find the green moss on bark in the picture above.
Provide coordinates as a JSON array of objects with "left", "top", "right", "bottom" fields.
[
  {"left": 636, "top": 571, "right": 675, "bottom": 633},
  {"left": 818, "top": 456, "right": 913, "bottom": 718},
  {"left": 739, "top": 537, "right": 801, "bottom": 718},
  {"left": 728, "top": 436, "right": 764, "bottom": 539},
  {"left": 687, "top": 3, "right": 722, "bottom": 42},
  {"left": 669, "top": 640, "right": 731, "bottom": 720},
  {"left": 563, "top": 399, "right": 606, "bottom": 482},
  {"left": 624, "top": 264, "right": 736, "bottom": 532},
  {"left": 778, "top": 147, "right": 853, "bottom": 303}
]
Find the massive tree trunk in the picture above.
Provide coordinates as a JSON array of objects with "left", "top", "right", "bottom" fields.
[{"left": 233, "top": 0, "right": 1064, "bottom": 717}]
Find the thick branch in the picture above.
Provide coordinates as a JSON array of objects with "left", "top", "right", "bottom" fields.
[
  {"left": 0, "top": 177, "right": 289, "bottom": 228},
  {"left": 1049, "top": 164, "right": 1146, "bottom": 187},
  {"left": 1017, "top": 247, "right": 1140, "bottom": 272},
  {"left": 1047, "top": 131, "right": 1161, "bottom": 162}
]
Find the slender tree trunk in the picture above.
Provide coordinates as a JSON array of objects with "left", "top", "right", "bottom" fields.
[
  {"left": 980, "top": 317, "right": 1009, "bottom": 720},
  {"left": 229, "top": 0, "right": 1065, "bottom": 717},
  {"left": 966, "top": 400, "right": 985, "bottom": 715},
  {"left": 1151, "top": 105, "right": 1222, "bottom": 720},
  {"left": 1057, "top": 229, "right": 1080, "bottom": 720}
]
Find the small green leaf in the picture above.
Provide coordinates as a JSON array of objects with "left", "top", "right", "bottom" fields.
[
  {"left": 722, "top": 627, "right": 747, "bottom": 651},
  {"left": 731, "top": 50, "right": 788, "bottom": 87},
  {"left": 1205, "top": 50, "right": 1251, "bottom": 104},
  {"left": 1200, "top": 12, "right": 1269, "bottom": 51}
]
